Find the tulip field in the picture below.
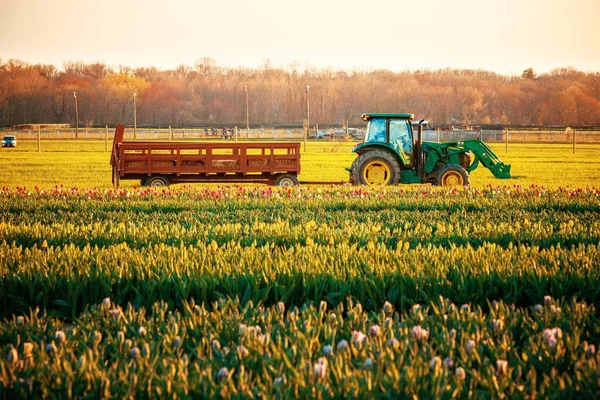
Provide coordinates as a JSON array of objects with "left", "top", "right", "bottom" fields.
[{"left": 0, "top": 141, "right": 599, "bottom": 397}]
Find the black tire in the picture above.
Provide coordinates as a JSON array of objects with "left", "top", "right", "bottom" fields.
[
  {"left": 274, "top": 174, "right": 299, "bottom": 187},
  {"left": 352, "top": 149, "right": 401, "bottom": 186},
  {"left": 349, "top": 157, "right": 359, "bottom": 185},
  {"left": 144, "top": 175, "right": 170, "bottom": 187},
  {"left": 435, "top": 164, "right": 470, "bottom": 187}
]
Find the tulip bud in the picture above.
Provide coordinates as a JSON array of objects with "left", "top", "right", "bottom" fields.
[
  {"left": 383, "top": 301, "right": 394, "bottom": 316},
  {"left": 22, "top": 342, "right": 33, "bottom": 358},
  {"left": 172, "top": 336, "right": 181, "bottom": 348},
  {"left": 369, "top": 324, "right": 381, "bottom": 337},
  {"left": 319, "top": 301, "right": 327, "bottom": 313},
  {"left": 7, "top": 347, "right": 18, "bottom": 365},
  {"left": 129, "top": 347, "right": 140, "bottom": 359},
  {"left": 55, "top": 331, "right": 66, "bottom": 344},
  {"left": 276, "top": 302, "right": 285, "bottom": 314},
  {"left": 496, "top": 360, "right": 508, "bottom": 376},
  {"left": 387, "top": 337, "right": 400, "bottom": 349},
  {"left": 217, "top": 367, "right": 228, "bottom": 380},
  {"left": 466, "top": 340, "right": 476, "bottom": 353},
  {"left": 46, "top": 342, "right": 57, "bottom": 354}
]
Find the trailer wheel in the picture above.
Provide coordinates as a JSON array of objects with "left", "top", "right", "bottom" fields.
[
  {"left": 436, "top": 164, "right": 470, "bottom": 187},
  {"left": 353, "top": 150, "right": 400, "bottom": 186},
  {"left": 144, "top": 176, "right": 170, "bottom": 187},
  {"left": 274, "top": 174, "right": 299, "bottom": 187}
]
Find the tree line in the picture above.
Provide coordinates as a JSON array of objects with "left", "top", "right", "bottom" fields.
[{"left": 1, "top": 58, "right": 599, "bottom": 128}]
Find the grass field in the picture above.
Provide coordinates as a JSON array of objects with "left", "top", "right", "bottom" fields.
[
  {"left": 1, "top": 139, "right": 599, "bottom": 188},
  {"left": 0, "top": 139, "right": 599, "bottom": 397}
]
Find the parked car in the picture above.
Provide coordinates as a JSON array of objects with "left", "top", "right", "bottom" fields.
[
  {"left": 2, "top": 135, "right": 16, "bottom": 147},
  {"left": 315, "top": 130, "right": 330, "bottom": 139}
]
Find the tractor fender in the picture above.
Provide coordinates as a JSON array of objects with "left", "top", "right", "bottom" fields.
[{"left": 352, "top": 143, "right": 407, "bottom": 168}]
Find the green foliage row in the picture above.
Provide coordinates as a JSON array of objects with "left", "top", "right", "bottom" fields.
[
  {"left": 1, "top": 240, "right": 599, "bottom": 319},
  {"left": 1, "top": 297, "right": 598, "bottom": 398},
  {"left": 2, "top": 186, "right": 599, "bottom": 252},
  {"left": 1, "top": 186, "right": 599, "bottom": 318}
]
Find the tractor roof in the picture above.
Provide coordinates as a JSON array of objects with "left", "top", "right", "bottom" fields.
[{"left": 361, "top": 113, "right": 414, "bottom": 121}]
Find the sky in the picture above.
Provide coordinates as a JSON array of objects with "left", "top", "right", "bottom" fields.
[{"left": 1, "top": 0, "right": 599, "bottom": 76}]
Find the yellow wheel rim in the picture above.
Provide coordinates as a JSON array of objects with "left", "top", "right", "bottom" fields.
[
  {"left": 441, "top": 171, "right": 464, "bottom": 187},
  {"left": 362, "top": 161, "right": 391, "bottom": 186}
]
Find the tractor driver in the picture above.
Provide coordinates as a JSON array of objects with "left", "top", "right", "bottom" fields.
[{"left": 389, "top": 119, "right": 413, "bottom": 164}]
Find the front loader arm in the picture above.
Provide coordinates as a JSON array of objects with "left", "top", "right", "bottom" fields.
[{"left": 463, "top": 139, "right": 511, "bottom": 179}]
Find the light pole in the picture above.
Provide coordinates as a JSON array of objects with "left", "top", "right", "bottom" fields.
[
  {"left": 244, "top": 85, "right": 249, "bottom": 139},
  {"left": 305, "top": 85, "right": 310, "bottom": 152},
  {"left": 73, "top": 92, "right": 79, "bottom": 139},
  {"left": 133, "top": 93, "right": 137, "bottom": 139}
]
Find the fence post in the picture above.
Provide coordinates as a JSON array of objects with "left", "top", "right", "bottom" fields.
[
  {"left": 572, "top": 128, "right": 576, "bottom": 154},
  {"left": 235, "top": 126, "right": 238, "bottom": 143},
  {"left": 505, "top": 128, "right": 509, "bottom": 153},
  {"left": 37, "top": 126, "right": 41, "bottom": 152},
  {"left": 169, "top": 126, "right": 172, "bottom": 141},
  {"left": 105, "top": 125, "right": 109, "bottom": 152},
  {"left": 437, "top": 128, "right": 440, "bottom": 142}
]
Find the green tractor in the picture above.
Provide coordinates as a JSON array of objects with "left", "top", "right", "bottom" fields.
[{"left": 349, "top": 113, "right": 511, "bottom": 186}]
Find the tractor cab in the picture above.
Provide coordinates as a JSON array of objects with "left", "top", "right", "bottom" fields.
[{"left": 355, "top": 113, "right": 421, "bottom": 171}]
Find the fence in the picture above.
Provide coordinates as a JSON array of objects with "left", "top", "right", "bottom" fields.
[
  {"left": 5, "top": 126, "right": 312, "bottom": 141},
  {"left": 3, "top": 126, "right": 600, "bottom": 146},
  {"left": 423, "top": 128, "right": 600, "bottom": 145}
]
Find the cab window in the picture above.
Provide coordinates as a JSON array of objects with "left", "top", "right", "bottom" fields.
[
  {"left": 389, "top": 119, "right": 413, "bottom": 162},
  {"left": 365, "top": 118, "right": 386, "bottom": 143}
]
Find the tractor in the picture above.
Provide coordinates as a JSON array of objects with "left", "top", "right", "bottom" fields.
[{"left": 349, "top": 113, "right": 511, "bottom": 186}]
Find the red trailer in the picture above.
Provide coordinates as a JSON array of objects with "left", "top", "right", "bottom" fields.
[{"left": 110, "top": 124, "right": 300, "bottom": 187}]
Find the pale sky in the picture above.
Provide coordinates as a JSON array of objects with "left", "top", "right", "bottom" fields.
[{"left": 1, "top": 0, "right": 599, "bottom": 76}]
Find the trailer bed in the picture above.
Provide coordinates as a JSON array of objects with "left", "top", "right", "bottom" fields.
[{"left": 110, "top": 124, "right": 300, "bottom": 186}]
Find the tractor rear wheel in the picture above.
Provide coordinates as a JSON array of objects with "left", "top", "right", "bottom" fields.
[
  {"left": 436, "top": 164, "right": 470, "bottom": 187},
  {"left": 353, "top": 150, "right": 401, "bottom": 186}
]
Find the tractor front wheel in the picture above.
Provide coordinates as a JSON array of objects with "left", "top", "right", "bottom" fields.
[
  {"left": 436, "top": 164, "right": 470, "bottom": 187},
  {"left": 353, "top": 150, "right": 400, "bottom": 186}
]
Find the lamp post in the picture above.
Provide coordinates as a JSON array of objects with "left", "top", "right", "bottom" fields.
[
  {"left": 133, "top": 93, "right": 137, "bottom": 139},
  {"left": 305, "top": 85, "right": 310, "bottom": 152},
  {"left": 73, "top": 92, "right": 79, "bottom": 139},
  {"left": 244, "top": 85, "right": 249, "bottom": 139}
]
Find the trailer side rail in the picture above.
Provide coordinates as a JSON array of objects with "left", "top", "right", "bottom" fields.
[{"left": 110, "top": 124, "right": 300, "bottom": 185}]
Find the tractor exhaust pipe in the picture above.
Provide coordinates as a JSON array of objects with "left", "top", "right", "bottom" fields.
[{"left": 416, "top": 119, "right": 425, "bottom": 178}]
